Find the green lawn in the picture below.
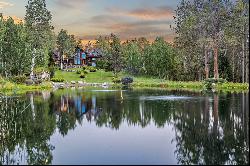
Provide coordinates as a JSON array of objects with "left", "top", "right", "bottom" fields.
[
  {"left": 54, "top": 69, "right": 116, "bottom": 83},
  {"left": 53, "top": 69, "right": 249, "bottom": 91},
  {"left": 54, "top": 69, "right": 169, "bottom": 84}
]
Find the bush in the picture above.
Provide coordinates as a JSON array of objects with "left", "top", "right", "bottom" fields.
[
  {"left": 49, "top": 66, "right": 55, "bottom": 78},
  {"left": 51, "top": 78, "right": 65, "bottom": 82},
  {"left": 83, "top": 70, "right": 88, "bottom": 74},
  {"left": 10, "top": 75, "right": 27, "bottom": 84},
  {"left": 76, "top": 70, "right": 81, "bottom": 74},
  {"left": 80, "top": 73, "right": 85, "bottom": 78},
  {"left": 88, "top": 66, "right": 97, "bottom": 72},
  {"left": 121, "top": 77, "right": 134, "bottom": 85},
  {"left": 82, "top": 66, "right": 86, "bottom": 70},
  {"left": 112, "top": 77, "right": 121, "bottom": 83},
  {"left": 34, "top": 67, "right": 48, "bottom": 75}
]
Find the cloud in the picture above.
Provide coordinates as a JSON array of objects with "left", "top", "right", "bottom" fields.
[
  {"left": 107, "top": 6, "right": 175, "bottom": 20},
  {"left": 78, "top": 14, "right": 175, "bottom": 42},
  {"left": 51, "top": 4, "right": 176, "bottom": 42},
  {"left": 0, "top": 1, "right": 14, "bottom": 9},
  {"left": 51, "top": 0, "right": 87, "bottom": 8}
]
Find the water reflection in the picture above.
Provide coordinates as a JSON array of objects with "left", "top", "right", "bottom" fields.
[{"left": 0, "top": 89, "right": 249, "bottom": 165}]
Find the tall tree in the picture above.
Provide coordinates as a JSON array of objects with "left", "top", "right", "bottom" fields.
[
  {"left": 174, "top": 0, "right": 234, "bottom": 81},
  {"left": 0, "top": 14, "right": 5, "bottom": 76},
  {"left": 95, "top": 35, "right": 112, "bottom": 71},
  {"left": 25, "top": 0, "right": 53, "bottom": 79},
  {"left": 174, "top": 0, "right": 204, "bottom": 81},
  {"left": 108, "top": 33, "right": 123, "bottom": 76},
  {"left": 1, "top": 18, "right": 32, "bottom": 76},
  {"left": 144, "top": 37, "right": 178, "bottom": 80},
  {"left": 122, "top": 39, "right": 143, "bottom": 75},
  {"left": 57, "top": 29, "right": 76, "bottom": 69},
  {"left": 229, "top": 0, "right": 249, "bottom": 83}
]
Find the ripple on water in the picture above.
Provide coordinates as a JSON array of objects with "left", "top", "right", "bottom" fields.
[
  {"left": 139, "top": 95, "right": 193, "bottom": 101},
  {"left": 89, "top": 90, "right": 127, "bottom": 92}
]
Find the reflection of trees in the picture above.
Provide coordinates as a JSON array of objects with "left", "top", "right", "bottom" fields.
[
  {"left": 172, "top": 93, "right": 249, "bottom": 165},
  {"left": 0, "top": 90, "right": 248, "bottom": 165},
  {"left": 93, "top": 92, "right": 174, "bottom": 129},
  {"left": 0, "top": 92, "right": 56, "bottom": 165}
]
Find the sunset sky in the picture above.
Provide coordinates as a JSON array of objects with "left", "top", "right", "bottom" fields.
[{"left": 1, "top": 0, "right": 180, "bottom": 42}]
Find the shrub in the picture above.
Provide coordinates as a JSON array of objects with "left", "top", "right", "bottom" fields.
[
  {"left": 88, "top": 66, "right": 97, "bottom": 72},
  {"left": 80, "top": 73, "right": 85, "bottom": 78},
  {"left": 49, "top": 66, "right": 55, "bottom": 78},
  {"left": 51, "top": 78, "right": 65, "bottom": 82},
  {"left": 121, "top": 77, "right": 134, "bottom": 85},
  {"left": 76, "top": 70, "right": 81, "bottom": 74},
  {"left": 82, "top": 66, "right": 86, "bottom": 70},
  {"left": 34, "top": 67, "right": 49, "bottom": 75},
  {"left": 112, "top": 77, "right": 121, "bottom": 83},
  {"left": 10, "top": 75, "right": 27, "bottom": 84},
  {"left": 83, "top": 70, "right": 88, "bottom": 74}
]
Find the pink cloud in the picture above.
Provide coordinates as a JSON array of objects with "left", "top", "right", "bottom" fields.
[
  {"left": 107, "top": 6, "right": 175, "bottom": 20},
  {"left": 0, "top": 1, "right": 14, "bottom": 9}
]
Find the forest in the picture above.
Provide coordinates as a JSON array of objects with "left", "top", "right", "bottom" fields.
[{"left": 0, "top": 0, "right": 249, "bottom": 85}]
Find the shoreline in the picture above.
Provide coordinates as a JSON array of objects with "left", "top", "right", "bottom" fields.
[{"left": 0, "top": 80, "right": 249, "bottom": 94}]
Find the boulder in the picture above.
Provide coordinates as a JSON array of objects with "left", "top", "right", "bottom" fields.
[
  {"left": 121, "top": 77, "right": 134, "bottom": 85},
  {"left": 25, "top": 79, "right": 34, "bottom": 85}
]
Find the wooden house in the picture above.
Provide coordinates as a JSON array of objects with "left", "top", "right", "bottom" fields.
[{"left": 53, "top": 47, "right": 102, "bottom": 68}]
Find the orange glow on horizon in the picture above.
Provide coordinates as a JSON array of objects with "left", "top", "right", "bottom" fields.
[{"left": 3, "top": 15, "right": 23, "bottom": 24}]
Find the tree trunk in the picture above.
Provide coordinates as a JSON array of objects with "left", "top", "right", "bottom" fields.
[
  {"left": 242, "top": 39, "right": 245, "bottom": 83},
  {"left": 60, "top": 52, "right": 63, "bottom": 70},
  {"left": 205, "top": 48, "right": 209, "bottom": 79},
  {"left": 246, "top": 52, "right": 249, "bottom": 83},
  {"left": 245, "top": 35, "right": 249, "bottom": 83},
  {"left": 213, "top": 44, "right": 219, "bottom": 79},
  {"left": 30, "top": 48, "right": 36, "bottom": 80},
  {"left": 232, "top": 47, "right": 235, "bottom": 82}
]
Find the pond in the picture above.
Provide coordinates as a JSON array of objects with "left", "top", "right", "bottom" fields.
[{"left": 0, "top": 88, "right": 249, "bottom": 165}]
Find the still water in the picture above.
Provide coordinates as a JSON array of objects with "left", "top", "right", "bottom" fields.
[{"left": 0, "top": 88, "right": 249, "bottom": 165}]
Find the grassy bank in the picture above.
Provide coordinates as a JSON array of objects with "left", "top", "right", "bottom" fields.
[
  {"left": 0, "top": 81, "right": 52, "bottom": 94},
  {"left": 216, "top": 82, "right": 249, "bottom": 92},
  {"left": 1, "top": 70, "right": 249, "bottom": 93}
]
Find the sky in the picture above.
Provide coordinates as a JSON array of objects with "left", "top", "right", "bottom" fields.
[{"left": 0, "top": 0, "right": 181, "bottom": 42}]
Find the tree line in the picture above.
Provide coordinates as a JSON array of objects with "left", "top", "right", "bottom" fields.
[
  {"left": 0, "top": 0, "right": 55, "bottom": 78},
  {"left": 95, "top": 0, "right": 249, "bottom": 83},
  {"left": 174, "top": 0, "right": 249, "bottom": 83},
  {"left": 95, "top": 35, "right": 179, "bottom": 80},
  {"left": 0, "top": 0, "right": 77, "bottom": 79}
]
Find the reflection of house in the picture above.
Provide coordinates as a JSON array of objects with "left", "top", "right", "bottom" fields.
[
  {"left": 53, "top": 94, "right": 101, "bottom": 121},
  {"left": 74, "top": 96, "right": 88, "bottom": 116}
]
